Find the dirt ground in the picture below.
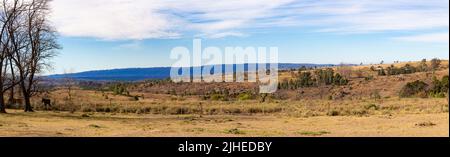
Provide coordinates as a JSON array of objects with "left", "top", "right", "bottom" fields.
[{"left": 0, "top": 109, "right": 448, "bottom": 137}]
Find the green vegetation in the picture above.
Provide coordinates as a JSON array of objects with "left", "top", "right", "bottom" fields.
[
  {"left": 279, "top": 68, "right": 349, "bottom": 90},
  {"left": 110, "top": 84, "right": 129, "bottom": 95},
  {"left": 210, "top": 94, "right": 227, "bottom": 101},
  {"left": 377, "top": 58, "right": 442, "bottom": 76},
  {"left": 400, "top": 75, "right": 449, "bottom": 98},
  {"left": 399, "top": 80, "right": 429, "bottom": 98},
  {"left": 238, "top": 93, "right": 253, "bottom": 101},
  {"left": 314, "top": 68, "right": 349, "bottom": 86},
  {"left": 430, "top": 76, "right": 449, "bottom": 98}
]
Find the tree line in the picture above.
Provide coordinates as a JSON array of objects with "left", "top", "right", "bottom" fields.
[
  {"left": 373, "top": 58, "right": 442, "bottom": 76},
  {"left": 279, "top": 68, "right": 349, "bottom": 90},
  {"left": 0, "top": 0, "right": 59, "bottom": 113}
]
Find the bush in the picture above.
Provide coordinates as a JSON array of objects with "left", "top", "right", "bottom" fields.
[
  {"left": 247, "top": 107, "right": 263, "bottom": 114},
  {"left": 297, "top": 131, "right": 331, "bottom": 136},
  {"left": 365, "top": 104, "right": 379, "bottom": 110},
  {"left": 429, "top": 75, "right": 449, "bottom": 98},
  {"left": 110, "top": 84, "right": 128, "bottom": 95},
  {"left": 327, "top": 110, "right": 340, "bottom": 116},
  {"left": 226, "top": 128, "right": 245, "bottom": 135},
  {"left": 351, "top": 109, "right": 368, "bottom": 116},
  {"left": 238, "top": 93, "right": 253, "bottom": 101},
  {"left": 399, "top": 80, "right": 429, "bottom": 98},
  {"left": 297, "top": 72, "right": 315, "bottom": 87},
  {"left": 210, "top": 94, "right": 227, "bottom": 101},
  {"left": 364, "top": 75, "right": 374, "bottom": 81},
  {"left": 370, "top": 91, "right": 382, "bottom": 100}
]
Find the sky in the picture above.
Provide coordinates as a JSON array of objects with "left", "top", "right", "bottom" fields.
[{"left": 47, "top": 0, "right": 449, "bottom": 74}]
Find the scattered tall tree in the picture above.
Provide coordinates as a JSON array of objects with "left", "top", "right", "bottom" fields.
[
  {"left": 1, "top": 0, "right": 59, "bottom": 113},
  {"left": 0, "top": 0, "right": 23, "bottom": 113}
]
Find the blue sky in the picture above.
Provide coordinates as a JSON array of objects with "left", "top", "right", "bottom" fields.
[{"left": 47, "top": 0, "right": 449, "bottom": 74}]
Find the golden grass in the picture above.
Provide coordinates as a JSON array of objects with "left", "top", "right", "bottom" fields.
[
  {"left": 1, "top": 109, "right": 448, "bottom": 137},
  {"left": 29, "top": 89, "right": 449, "bottom": 117}
]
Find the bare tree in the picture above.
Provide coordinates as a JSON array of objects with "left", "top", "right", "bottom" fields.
[
  {"left": 0, "top": 0, "right": 24, "bottom": 113},
  {"left": 63, "top": 68, "right": 75, "bottom": 101},
  {"left": 7, "top": 0, "right": 59, "bottom": 112}
]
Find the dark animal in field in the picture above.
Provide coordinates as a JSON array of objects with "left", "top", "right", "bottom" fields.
[{"left": 42, "top": 98, "right": 52, "bottom": 108}]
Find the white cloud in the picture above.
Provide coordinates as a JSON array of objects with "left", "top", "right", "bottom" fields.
[
  {"left": 197, "top": 32, "right": 248, "bottom": 39},
  {"left": 394, "top": 33, "right": 449, "bottom": 43},
  {"left": 50, "top": 0, "right": 449, "bottom": 41},
  {"left": 283, "top": 0, "right": 449, "bottom": 33},
  {"left": 50, "top": 0, "right": 180, "bottom": 40},
  {"left": 114, "top": 41, "right": 144, "bottom": 50},
  {"left": 50, "top": 0, "right": 293, "bottom": 40}
]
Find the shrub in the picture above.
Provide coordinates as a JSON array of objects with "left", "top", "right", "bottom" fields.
[
  {"left": 365, "top": 104, "right": 379, "bottom": 110},
  {"left": 297, "top": 131, "right": 331, "bottom": 136},
  {"left": 88, "top": 124, "right": 102, "bottom": 128},
  {"left": 370, "top": 91, "right": 382, "bottom": 100},
  {"left": 429, "top": 75, "right": 449, "bottom": 98},
  {"left": 238, "top": 93, "right": 253, "bottom": 101},
  {"left": 210, "top": 94, "right": 226, "bottom": 101},
  {"left": 110, "top": 84, "right": 128, "bottom": 95},
  {"left": 364, "top": 75, "right": 374, "bottom": 81},
  {"left": 327, "top": 110, "right": 340, "bottom": 116},
  {"left": 247, "top": 107, "right": 263, "bottom": 114},
  {"left": 297, "top": 72, "right": 315, "bottom": 87},
  {"left": 415, "top": 122, "right": 436, "bottom": 127},
  {"left": 399, "top": 76, "right": 449, "bottom": 98},
  {"left": 226, "top": 128, "right": 245, "bottom": 135},
  {"left": 351, "top": 109, "right": 368, "bottom": 116},
  {"left": 399, "top": 80, "right": 429, "bottom": 98}
]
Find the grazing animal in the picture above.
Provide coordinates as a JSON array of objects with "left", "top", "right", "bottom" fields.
[{"left": 42, "top": 98, "right": 52, "bottom": 108}]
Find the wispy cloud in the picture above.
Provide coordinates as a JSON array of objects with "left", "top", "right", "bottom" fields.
[
  {"left": 50, "top": 0, "right": 180, "bottom": 40},
  {"left": 394, "top": 33, "right": 449, "bottom": 43},
  {"left": 196, "top": 32, "right": 248, "bottom": 39},
  {"left": 286, "top": 0, "right": 448, "bottom": 32},
  {"left": 50, "top": 0, "right": 449, "bottom": 41},
  {"left": 114, "top": 41, "right": 144, "bottom": 50}
]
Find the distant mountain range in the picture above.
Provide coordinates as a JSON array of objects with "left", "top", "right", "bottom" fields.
[{"left": 47, "top": 63, "right": 338, "bottom": 81}]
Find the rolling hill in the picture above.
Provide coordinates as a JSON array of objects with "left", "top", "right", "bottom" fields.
[{"left": 47, "top": 63, "right": 337, "bottom": 81}]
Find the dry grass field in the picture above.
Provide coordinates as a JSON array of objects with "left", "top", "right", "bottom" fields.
[
  {"left": 1, "top": 96, "right": 448, "bottom": 137},
  {"left": 1, "top": 60, "right": 449, "bottom": 137},
  {"left": 1, "top": 109, "right": 448, "bottom": 137}
]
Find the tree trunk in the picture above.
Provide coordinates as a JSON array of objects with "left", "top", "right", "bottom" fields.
[
  {"left": 0, "top": 61, "right": 5, "bottom": 113},
  {"left": 23, "top": 95, "right": 33, "bottom": 112},
  {"left": 9, "top": 87, "right": 14, "bottom": 105},
  {"left": 21, "top": 83, "right": 33, "bottom": 112},
  {"left": 9, "top": 59, "right": 15, "bottom": 105},
  {"left": 0, "top": 95, "right": 6, "bottom": 113}
]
